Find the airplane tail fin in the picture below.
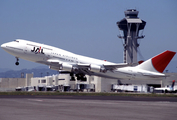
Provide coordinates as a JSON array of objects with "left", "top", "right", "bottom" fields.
[
  {"left": 136, "top": 50, "right": 176, "bottom": 73},
  {"left": 172, "top": 80, "right": 175, "bottom": 88}
]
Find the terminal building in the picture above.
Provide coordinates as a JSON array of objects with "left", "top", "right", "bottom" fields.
[
  {"left": 0, "top": 72, "right": 177, "bottom": 92},
  {"left": 0, "top": 9, "right": 176, "bottom": 92}
]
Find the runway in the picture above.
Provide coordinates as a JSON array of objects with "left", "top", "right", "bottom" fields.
[{"left": 0, "top": 95, "right": 177, "bottom": 120}]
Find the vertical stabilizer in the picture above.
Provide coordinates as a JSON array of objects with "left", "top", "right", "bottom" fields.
[
  {"left": 152, "top": 50, "right": 176, "bottom": 73},
  {"left": 136, "top": 50, "right": 176, "bottom": 73},
  {"left": 171, "top": 80, "right": 175, "bottom": 88}
]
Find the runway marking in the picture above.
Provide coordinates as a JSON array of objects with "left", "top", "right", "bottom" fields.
[{"left": 28, "top": 99, "right": 43, "bottom": 102}]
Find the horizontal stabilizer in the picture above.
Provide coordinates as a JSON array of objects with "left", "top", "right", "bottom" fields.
[{"left": 142, "top": 73, "right": 166, "bottom": 78}]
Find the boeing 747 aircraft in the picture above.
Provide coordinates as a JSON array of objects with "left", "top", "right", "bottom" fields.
[{"left": 1, "top": 39, "right": 176, "bottom": 81}]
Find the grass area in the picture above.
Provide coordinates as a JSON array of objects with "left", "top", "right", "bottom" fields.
[{"left": 0, "top": 91, "right": 176, "bottom": 97}]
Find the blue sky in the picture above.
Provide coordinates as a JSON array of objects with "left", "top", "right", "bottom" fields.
[{"left": 0, "top": 0, "right": 177, "bottom": 71}]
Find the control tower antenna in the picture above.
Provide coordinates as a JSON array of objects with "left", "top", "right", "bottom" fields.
[{"left": 117, "top": 9, "right": 146, "bottom": 64}]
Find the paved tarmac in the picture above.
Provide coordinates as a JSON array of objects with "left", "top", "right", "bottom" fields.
[{"left": 0, "top": 95, "right": 177, "bottom": 120}]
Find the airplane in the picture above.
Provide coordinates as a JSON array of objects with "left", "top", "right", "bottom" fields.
[
  {"left": 154, "top": 80, "right": 177, "bottom": 93},
  {"left": 1, "top": 39, "right": 176, "bottom": 81}
]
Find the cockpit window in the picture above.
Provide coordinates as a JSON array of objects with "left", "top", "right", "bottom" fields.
[{"left": 14, "top": 40, "right": 19, "bottom": 42}]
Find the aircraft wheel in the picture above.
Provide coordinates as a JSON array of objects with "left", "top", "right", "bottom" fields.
[
  {"left": 15, "top": 62, "right": 19, "bottom": 66},
  {"left": 71, "top": 76, "right": 75, "bottom": 81},
  {"left": 165, "top": 90, "right": 168, "bottom": 93},
  {"left": 15, "top": 57, "right": 19, "bottom": 66}
]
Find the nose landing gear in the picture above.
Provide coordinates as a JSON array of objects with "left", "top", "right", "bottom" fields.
[{"left": 15, "top": 57, "right": 19, "bottom": 66}]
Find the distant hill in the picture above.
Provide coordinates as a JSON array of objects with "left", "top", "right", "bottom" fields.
[
  {"left": 0, "top": 68, "right": 11, "bottom": 73},
  {"left": 0, "top": 67, "right": 58, "bottom": 78}
]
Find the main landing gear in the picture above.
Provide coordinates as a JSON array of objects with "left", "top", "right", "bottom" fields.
[
  {"left": 70, "top": 73, "right": 87, "bottom": 81},
  {"left": 15, "top": 57, "right": 19, "bottom": 66}
]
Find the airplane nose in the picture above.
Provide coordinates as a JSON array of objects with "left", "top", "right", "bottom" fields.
[{"left": 1, "top": 43, "right": 6, "bottom": 49}]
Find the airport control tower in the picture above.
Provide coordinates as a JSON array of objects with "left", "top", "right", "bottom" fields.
[{"left": 117, "top": 9, "right": 146, "bottom": 64}]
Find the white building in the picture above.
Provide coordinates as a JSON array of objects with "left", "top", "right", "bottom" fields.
[{"left": 1, "top": 73, "right": 177, "bottom": 92}]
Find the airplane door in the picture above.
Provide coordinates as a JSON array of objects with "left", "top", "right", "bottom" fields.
[
  {"left": 24, "top": 46, "right": 28, "bottom": 54},
  {"left": 44, "top": 49, "right": 51, "bottom": 59},
  {"left": 39, "top": 47, "right": 46, "bottom": 61}
]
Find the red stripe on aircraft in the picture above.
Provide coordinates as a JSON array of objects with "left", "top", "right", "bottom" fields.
[
  {"left": 38, "top": 47, "right": 41, "bottom": 54},
  {"left": 151, "top": 50, "right": 176, "bottom": 73}
]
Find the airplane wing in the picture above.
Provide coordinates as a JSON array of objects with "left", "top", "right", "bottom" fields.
[
  {"left": 45, "top": 59, "right": 129, "bottom": 74},
  {"left": 76, "top": 63, "right": 129, "bottom": 72},
  {"left": 103, "top": 63, "right": 129, "bottom": 71},
  {"left": 47, "top": 59, "right": 61, "bottom": 64},
  {"left": 37, "top": 58, "right": 129, "bottom": 75}
]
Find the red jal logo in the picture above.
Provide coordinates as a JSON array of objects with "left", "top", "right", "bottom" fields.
[{"left": 31, "top": 47, "right": 44, "bottom": 54}]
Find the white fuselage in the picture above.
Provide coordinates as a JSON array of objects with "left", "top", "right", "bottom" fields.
[{"left": 1, "top": 39, "right": 166, "bottom": 80}]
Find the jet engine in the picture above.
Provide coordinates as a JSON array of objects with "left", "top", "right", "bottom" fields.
[
  {"left": 59, "top": 63, "right": 73, "bottom": 71},
  {"left": 90, "top": 64, "right": 106, "bottom": 73},
  {"left": 49, "top": 63, "right": 73, "bottom": 72},
  {"left": 49, "top": 66, "right": 60, "bottom": 71}
]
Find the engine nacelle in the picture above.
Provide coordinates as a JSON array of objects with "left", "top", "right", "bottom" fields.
[
  {"left": 49, "top": 63, "right": 73, "bottom": 72},
  {"left": 49, "top": 66, "right": 60, "bottom": 71},
  {"left": 59, "top": 63, "right": 73, "bottom": 72},
  {"left": 90, "top": 64, "right": 102, "bottom": 73}
]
